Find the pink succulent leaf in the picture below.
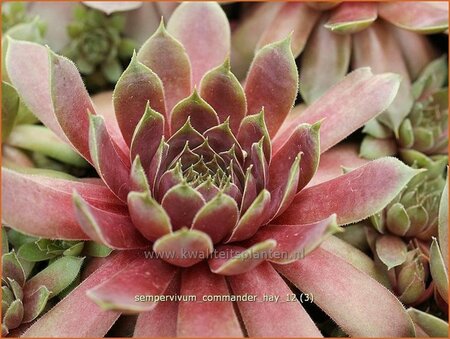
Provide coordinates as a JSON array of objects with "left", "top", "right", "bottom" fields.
[
  {"left": 89, "top": 114, "right": 131, "bottom": 202},
  {"left": 204, "top": 121, "right": 244, "bottom": 163},
  {"left": 307, "top": 2, "right": 340, "bottom": 10},
  {"left": 209, "top": 241, "right": 276, "bottom": 276},
  {"left": 127, "top": 191, "right": 172, "bottom": 242},
  {"left": 375, "top": 235, "right": 408, "bottom": 270},
  {"left": 153, "top": 228, "right": 213, "bottom": 268},
  {"left": 157, "top": 163, "right": 184, "bottom": 200},
  {"left": 199, "top": 58, "right": 247, "bottom": 134},
  {"left": 275, "top": 157, "right": 421, "bottom": 225},
  {"left": 273, "top": 68, "right": 401, "bottom": 153},
  {"left": 148, "top": 138, "right": 169, "bottom": 193},
  {"left": 237, "top": 109, "right": 271, "bottom": 162},
  {"left": 87, "top": 257, "right": 177, "bottom": 312},
  {"left": 137, "top": 20, "right": 191, "bottom": 114},
  {"left": 113, "top": 54, "right": 167, "bottom": 145},
  {"left": 170, "top": 89, "right": 219, "bottom": 134},
  {"left": 161, "top": 182, "right": 206, "bottom": 231},
  {"left": 192, "top": 192, "right": 239, "bottom": 244},
  {"left": 129, "top": 156, "right": 151, "bottom": 193},
  {"left": 90, "top": 92, "right": 129, "bottom": 156},
  {"left": 245, "top": 36, "right": 298, "bottom": 138},
  {"left": 308, "top": 143, "right": 369, "bottom": 187},
  {"left": 324, "top": 2, "right": 378, "bottom": 33},
  {"left": 22, "top": 286, "right": 51, "bottom": 323},
  {"left": 257, "top": 2, "right": 320, "bottom": 58},
  {"left": 130, "top": 103, "right": 165, "bottom": 172},
  {"left": 195, "top": 179, "right": 221, "bottom": 202},
  {"left": 72, "top": 192, "right": 149, "bottom": 250},
  {"left": 299, "top": 20, "right": 351, "bottom": 105},
  {"left": 275, "top": 247, "right": 415, "bottom": 337},
  {"left": 230, "top": 3, "right": 282, "bottom": 79},
  {"left": 22, "top": 251, "right": 139, "bottom": 337},
  {"left": 83, "top": 1, "right": 142, "bottom": 14},
  {"left": 248, "top": 140, "right": 269, "bottom": 191},
  {"left": 267, "top": 153, "right": 301, "bottom": 221},
  {"left": 48, "top": 48, "right": 99, "bottom": 163},
  {"left": 407, "top": 308, "right": 449, "bottom": 338},
  {"left": 392, "top": 27, "right": 439, "bottom": 80},
  {"left": 5, "top": 39, "right": 69, "bottom": 144},
  {"left": 228, "top": 262, "right": 322, "bottom": 337},
  {"left": 352, "top": 22, "right": 413, "bottom": 132},
  {"left": 249, "top": 214, "right": 341, "bottom": 264},
  {"left": 167, "top": 2, "right": 230, "bottom": 86},
  {"left": 2, "top": 252, "right": 25, "bottom": 287},
  {"left": 24, "top": 256, "right": 84, "bottom": 298},
  {"left": 133, "top": 277, "right": 179, "bottom": 337},
  {"left": 438, "top": 173, "right": 448, "bottom": 270},
  {"left": 177, "top": 263, "right": 243, "bottom": 337},
  {"left": 378, "top": 1, "right": 449, "bottom": 34},
  {"left": 1, "top": 168, "right": 126, "bottom": 239},
  {"left": 360, "top": 136, "right": 398, "bottom": 160},
  {"left": 226, "top": 189, "right": 271, "bottom": 243},
  {"left": 271, "top": 122, "right": 320, "bottom": 191}
]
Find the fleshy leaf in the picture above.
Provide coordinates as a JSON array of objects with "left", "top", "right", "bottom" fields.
[
  {"left": 407, "top": 308, "right": 449, "bottom": 338},
  {"left": 130, "top": 103, "right": 165, "bottom": 172},
  {"left": 228, "top": 262, "right": 322, "bottom": 337},
  {"left": 22, "top": 252, "right": 137, "bottom": 337},
  {"left": 2, "top": 251, "right": 25, "bottom": 286},
  {"left": 137, "top": 20, "right": 191, "bottom": 114},
  {"left": 438, "top": 173, "right": 448, "bottom": 270},
  {"left": 153, "top": 228, "right": 213, "bottom": 267},
  {"left": 352, "top": 22, "right": 413, "bottom": 132},
  {"left": 300, "top": 21, "right": 351, "bottom": 105},
  {"left": 22, "top": 285, "right": 50, "bottom": 323},
  {"left": 192, "top": 192, "right": 239, "bottom": 244},
  {"left": 275, "top": 158, "right": 420, "bottom": 225},
  {"left": 378, "top": 2, "right": 448, "bottom": 34},
  {"left": 273, "top": 68, "right": 401, "bottom": 153},
  {"left": 6, "top": 124, "right": 88, "bottom": 167},
  {"left": 209, "top": 241, "right": 276, "bottom": 276},
  {"left": 177, "top": 263, "right": 242, "bottom": 337},
  {"left": 3, "top": 299, "right": 23, "bottom": 330},
  {"left": 257, "top": 2, "right": 320, "bottom": 58},
  {"left": 271, "top": 122, "right": 320, "bottom": 191},
  {"left": 251, "top": 215, "right": 341, "bottom": 264},
  {"left": 89, "top": 114, "right": 130, "bottom": 202},
  {"left": 128, "top": 191, "right": 172, "bottom": 242},
  {"left": 430, "top": 237, "right": 448, "bottom": 302},
  {"left": 375, "top": 235, "right": 407, "bottom": 270},
  {"left": 129, "top": 156, "right": 150, "bottom": 193},
  {"left": 324, "top": 2, "right": 377, "bottom": 33},
  {"left": 226, "top": 190, "right": 271, "bottom": 242},
  {"left": 48, "top": 48, "right": 98, "bottom": 162},
  {"left": 275, "top": 248, "right": 415, "bottom": 337},
  {"left": 161, "top": 182, "right": 205, "bottom": 230},
  {"left": 87, "top": 257, "right": 177, "bottom": 312},
  {"left": 73, "top": 192, "right": 149, "bottom": 250},
  {"left": 167, "top": 2, "right": 230, "bottom": 86},
  {"left": 113, "top": 53, "right": 166, "bottom": 144},
  {"left": 359, "top": 135, "right": 397, "bottom": 160},
  {"left": 133, "top": 276, "right": 179, "bottom": 337},
  {"left": 170, "top": 89, "right": 219, "bottom": 134},
  {"left": 5, "top": 39, "right": 69, "bottom": 144},
  {"left": 237, "top": 109, "right": 271, "bottom": 162},
  {"left": 2, "top": 81, "right": 19, "bottom": 141},
  {"left": 24, "top": 256, "right": 84, "bottom": 298},
  {"left": 245, "top": 36, "right": 298, "bottom": 138},
  {"left": 199, "top": 58, "right": 246, "bottom": 133},
  {"left": 1, "top": 168, "right": 122, "bottom": 239}
]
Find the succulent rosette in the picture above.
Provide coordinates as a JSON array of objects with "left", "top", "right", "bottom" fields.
[
  {"left": 361, "top": 55, "right": 448, "bottom": 160},
  {"left": 231, "top": 1, "right": 448, "bottom": 135},
  {"left": 2, "top": 2, "right": 426, "bottom": 337}
]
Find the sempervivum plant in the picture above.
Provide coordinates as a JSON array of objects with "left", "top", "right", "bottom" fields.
[{"left": 3, "top": 2, "right": 423, "bottom": 337}]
